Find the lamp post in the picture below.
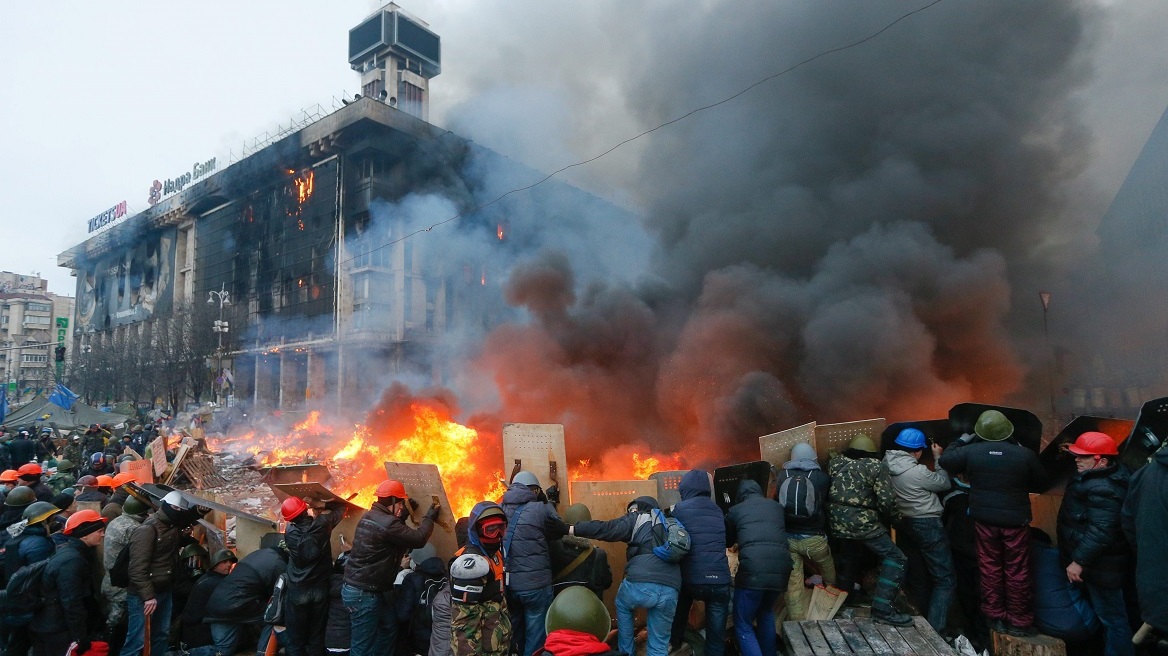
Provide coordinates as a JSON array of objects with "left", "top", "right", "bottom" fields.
[{"left": 208, "top": 284, "right": 231, "bottom": 405}]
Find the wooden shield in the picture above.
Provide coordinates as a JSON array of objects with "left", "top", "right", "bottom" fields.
[
  {"left": 815, "top": 418, "right": 886, "bottom": 459},
  {"left": 502, "top": 423, "right": 569, "bottom": 502},
  {"left": 569, "top": 479, "right": 658, "bottom": 615},
  {"left": 760, "top": 422, "right": 817, "bottom": 468},
  {"left": 384, "top": 461, "right": 458, "bottom": 562}
]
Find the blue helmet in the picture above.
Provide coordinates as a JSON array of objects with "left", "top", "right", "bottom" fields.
[{"left": 894, "top": 428, "right": 927, "bottom": 450}]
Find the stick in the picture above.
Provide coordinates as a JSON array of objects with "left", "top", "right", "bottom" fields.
[
  {"left": 143, "top": 608, "right": 152, "bottom": 656},
  {"left": 264, "top": 630, "right": 279, "bottom": 656}
]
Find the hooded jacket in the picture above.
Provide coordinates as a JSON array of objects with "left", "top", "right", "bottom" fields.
[
  {"left": 204, "top": 546, "right": 289, "bottom": 624},
  {"left": 182, "top": 570, "right": 227, "bottom": 647},
  {"left": 4, "top": 523, "right": 55, "bottom": 582},
  {"left": 451, "top": 500, "right": 506, "bottom": 605},
  {"left": 827, "top": 451, "right": 899, "bottom": 540},
  {"left": 938, "top": 437, "right": 1047, "bottom": 527},
  {"left": 344, "top": 501, "right": 435, "bottom": 593},
  {"left": 669, "top": 470, "right": 731, "bottom": 587},
  {"left": 1058, "top": 462, "right": 1130, "bottom": 588},
  {"left": 777, "top": 458, "right": 830, "bottom": 535},
  {"left": 574, "top": 496, "right": 681, "bottom": 590},
  {"left": 726, "top": 480, "right": 791, "bottom": 590},
  {"left": 394, "top": 555, "right": 447, "bottom": 653},
  {"left": 127, "top": 512, "right": 183, "bottom": 600},
  {"left": 883, "top": 450, "right": 951, "bottom": 519},
  {"left": 500, "top": 483, "right": 569, "bottom": 593},
  {"left": 1124, "top": 447, "right": 1168, "bottom": 630}
]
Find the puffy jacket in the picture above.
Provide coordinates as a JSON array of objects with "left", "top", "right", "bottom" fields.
[
  {"left": 1123, "top": 447, "right": 1168, "bottom": 631},
  {"left": 127, "top": 513, "right": 183, "bottom": 600},
  {"left": 500, "top": 483, "right": 569, "bottom": 592},
  {"left": 1032, "top": 540, "right": 1099, "bottom": 642},
  {"left": 285, "top": 503, "right": 345, "bottom": 601},
  {"left": 776, "top": 458, "right": 830, "bottom": 535},
  {"left": 181, "top": 570, "right": 226, "bottom": 647},
  {"left": 938, "top": 437, "right": 1047, "bottom": 527},
  {"left": 725, "top": 480, "right": 791, "bottom": 590},
  {"left": 574, "top": 496, "right": 681, "bottom": 590},
  {"left": 827, "top": 453, "right": 899, "bottom": 539},
  {"left": 34, "top": 537, "right": 101, "bottom": 644},
  {"left": 427, "top": 580, "right": 453, "bottom": 656},
  {"left": 669, "top": 470, "right": 731, "bottom": 587},
  {"left": 1057, "top": 463, "right": 1130, "bottom": 588},
  {"left": 344, "top": 502, "right": 434, "bottom": 592},
  {"left": 883, "top": 450, "right": 951, "bottom": 518},
  {"left": 204, "top": 546, "right": 288, "bottom": 624},
  {"left": 7, "top": 438, "right": 36, "bottom": 465}
]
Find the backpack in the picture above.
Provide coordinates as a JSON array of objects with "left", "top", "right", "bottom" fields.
[
  {"left": 410, "top": 575, "right": 444, "bottom": 640},
  {"left": 109, "top": 543, "right": 132, "bottom": 589},
  {"left": 776, "top": 469, "right": 821, "bottom": 520},
  {"left": 4, "top": 559, "right": 49, "bottom": 624},
  {"left": 634, "top": 509, "right": 691, "bottom": 563}
]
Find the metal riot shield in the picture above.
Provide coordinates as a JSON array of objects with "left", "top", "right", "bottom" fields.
[
  {"left": 648, "top": 470, "right": 688, "bottom": 510},
  {"left": 814, "top": 419, "right": 886, "bottom": 460},
  {"left": 1119, "top": 396, "right": 1168, "bottom": 472},
  {"left": 1040, "top": 415, "right": 1134, "bottom": 493},
  {"left": 712, "top": 461, "right": 772, "bottom": 513},
  {"left": 948, "top": 403, "right": 1042, "bottom": 453}
]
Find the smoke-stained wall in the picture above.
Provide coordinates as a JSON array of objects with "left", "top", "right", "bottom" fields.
[{"left": 75, "top": 227, "right": 176, "bottom": 332}]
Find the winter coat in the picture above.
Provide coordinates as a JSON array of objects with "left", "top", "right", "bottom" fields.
[
  {"left": 34, "top": 537, "right": 102, "bottom": 644},
  {"left": 883, "top": 450, "right": 951, "bottom": 518},
  {"left": 1057, "top": 462, "right": 1130, "bottom": 588},
  {"left": 4, "top": 524, "right": 55, "bottom": 582},
  {"left": 7, "top": 438, "right": 36, "bottom": 465},
  {"left": 1123, "top": 447, "right": 1168, "bottom": 631},
  {"left": 285, "top": 504, "right": 345, "bottom": 601},
  {"left": 574, "top": 496, "right": 681, "bottom": 590},
  {"left": 549, "top": 535, "right": 613, "bottom": 596},
  {"left": 204, "top": 547, "right": 288, "bottom": 624},
  {"left": 941, "top": 487, "right": 977, "bottom": 562},
  {"left": 344, "top": 502, "right": 435, "bottom": 593},
  {"left": 1032, "top": 541, "right": 1099, "bottom": 642},
  {"left": 181, "top": 570, "right": 226, "bottom": 647},
  {"left": 669, "top": 470, "right": 731, "bottom": 587},
  {"left": 726, "top": 480, "right": 791, "bottom": 590},
  {"left": 29, "top": 481, "right": 55, "bottom": 503},
  {"left": 827, "top": 453, "right": 899, "bottom": 540},
  {"left": 127, "top": 513, "right": 183, "bottom": 600},
  {"left": 500, "top": 483, "right": 569, "bottom": 593},
  {"left": 428, "top": 580, "right": 453, "bottom": 656},
  {"left": 938, "top": 437, "right": 1047, "bottom": 527},
  {"left": 325, "top": 572, "right": 352, "bottom": 652},
  {"left": 103, "top": 512, "right": 144, "bottom": 574},
  {"left": 395, "top": 556, "right": 447, "bottom": 654},
  {"left": 776, "top": 458, "right": 830, "bottom": 535},
  {"left": 0, "top": 506, "right": 25, "bottom": 531}
]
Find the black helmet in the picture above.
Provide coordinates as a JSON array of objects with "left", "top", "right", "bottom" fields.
[
  {"left": 545, "top": 585, "right": 611, "bottom": 641},
  {"left": 211, "top": 549, "right": 238, "bottom": 568}
]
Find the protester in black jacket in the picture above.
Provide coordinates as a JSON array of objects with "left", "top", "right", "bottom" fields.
[
  {"left": 1123, "top": 443, "right": 1168, "bottom": 637},
  {"left": 284, "top": 497, "right": 346, "bottom": 656},
  {"left": 204, "top": 538, "right": 289, "bottom": 656},
  {"left": 668, "top": 469, "right": 731, "bottom": 656},
  {"left": 326, "top": 553, "right": 353, "bottom": 656},
  {"left": 32, "top": 510, "right": 107, "bottom": 656},
  {"left": 7, "top": 432, "right": 37, "bottom": 466},
  {"left": 394, "top": 547, "right": 446, "bottom": 655},
  {"left": 726, "top": 479, "right": 791, "bottom": 656},
  {"left": 184, "top": 550, "right": 238, "bottom": 655}
]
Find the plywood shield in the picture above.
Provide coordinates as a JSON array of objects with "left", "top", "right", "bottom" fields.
[
  {"left": 815, "top": 418, "right": 886, "bottom": 459},
  {"left": 384, "top": 461, "right": 458, "bottom": 562},
  {"left": 760, "top": 422, "right": 817, "bottom": 468},
  {"left": 648, "top": 470, "right": 688, "bottom": 509},
  {"left": 502, "top": 423, "right": 569, "bottom": 502},
  {"left": 150, "top": 436, "right": 168, "bottom": 477},
  {"left": 570, "top": 479, "right": 658, "bottom": 615},
  {"left": 124, "top": 459, "right": 154, "bottom": 484},
  {"left": 713, "top": 461, "right": 772, "bottom": 513}
]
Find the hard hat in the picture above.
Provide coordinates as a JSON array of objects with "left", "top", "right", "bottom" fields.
[
  {"left": 4, "top": 486, "right": 36, "bottom": 507},
  {"left": 180, "top": 543, "right": 209, "bottom": 559},
  {"left": 95, "top": 475, "right": 116, "bottom": 488},
  {"left": 40, "top": 427, "right": 52, "bottom": 434},
  {"left": 23, "top": 501, "right": 62, "bottom": 525},
  {"left": 0, "top": 470, "right": 19, "bottom": 483},
  {"left": 475, "top": 505, "right": 506, "bottom": 525},
  {"left": 281, "top": 497, "right": 309, "bottom": 521},
  {"left": 375, "top": 479, "right": 407, "bottom": 499},
  {"left": 790, "top": 443, "right": 817, "bottom": 462},
  {"left": 894, "top": 428, "right": 928, "bottom": 450},
  {"left": 211, "top": 549, "right": 239, "bottom": 567},
  {"left": 161, "top": 490, "right": 191, "bottom": 509},
  {"left": 545, "top": 585, "right": 612, "bottom": 641},
  {"left": 122, "top": 496, "right": 149, "bottom": 517},
  {"left": 46, "top": 458, "right": 58, "bottom": 469},
  {"left": 63, "top": 509, "right": 107, "bottom": 536},
  {"left": 513, "top": 471, "right": 540, "bottom": 488},
  {"left": 56, "top": 459, "right": 74, "bottom": 471},
  {"left": 17, "top": 463, "right": 43, "bottom": 477},
  {"left": 1067, "top": 431, "right": 1119, "bottom": 457},
  {"left": 113, "top": 472, "right": 136, "bottom": 486},
  {"left": 974, "top": 410, "right": 1014, "bottom": 442},
  {"left": 563, "top": 503, "right": 592, "bottom": 524},
  {"left": 77, "top": 475, "right": 98, "bottom": 487},
  {"left": 847, "top": 435, "right": 878, "bottom": 454}
]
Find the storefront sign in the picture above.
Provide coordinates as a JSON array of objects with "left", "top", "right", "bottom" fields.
[
  {"left": 148, "top": 157, "right": 218, "bottom": 205},
  {"left": 87, "top": 201, "right": 128, "bottom": 233}
]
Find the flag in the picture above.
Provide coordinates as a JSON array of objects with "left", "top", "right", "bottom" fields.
[
  {"left": 0, "top": 387, "right": 7, "bottom": 424},
  {"left": 48, "top": 383, "right": 79, "bottom": 411}
]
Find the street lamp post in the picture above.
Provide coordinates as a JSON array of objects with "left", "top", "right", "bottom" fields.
[{"left": 208, "top": 284, "right": 231, "bottom": 406}]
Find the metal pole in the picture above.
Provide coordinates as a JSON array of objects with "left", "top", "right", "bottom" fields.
[{"left": 1042, "top": 304, "right": 1056, "bottom": 418}]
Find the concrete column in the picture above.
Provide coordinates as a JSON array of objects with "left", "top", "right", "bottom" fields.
[
  {"left": 255, "top": 356, "right": 279, "bottom": 410},
  {"left": 279, "top": 353, "right": 296, "bottom": 409},
  {"left": 306, "top": 350, "right": 326, "bottom": 406}
]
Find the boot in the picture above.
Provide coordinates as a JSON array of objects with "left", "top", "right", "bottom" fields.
[{"left": 871, "top": 558, "right": 913, "bottom": 627}]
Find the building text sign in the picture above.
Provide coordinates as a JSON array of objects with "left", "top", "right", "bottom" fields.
[
  {"left": 88, "top": 201, "right": 128, "bottom": 233},
  {"left": 149, "top": 157, "right": 217, "bottom": 205}
]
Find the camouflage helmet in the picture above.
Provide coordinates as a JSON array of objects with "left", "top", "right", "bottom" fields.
[
  {"left": 974, "top": 410, "right": 1014, "bottom": 442},
  {"left": 847, "top": 435, "right": 878, "bottom": 454},
  {"left": 23, "top": 501, "right": 62, "bottom": 525},
  {"left": 563, "top": 503, "right": 592, "bottom": 524},
  {"left": 4, "top": 486, "right": 36, "bottom": 507},
  {"left": 545, "top": 585, "right": 611, "bottom": 641}
]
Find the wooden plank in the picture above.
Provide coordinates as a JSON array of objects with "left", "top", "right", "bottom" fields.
[
  {"left": 124, "top": 459, "right": 154, "bottom": 484},
  {"left": 797, "top": 621, "right": 835, "bottom": 655},
  {"left": 760, "top": 421, "right": 817, "bottom": 467},
  {"left": 990, "top": 629, "right": 1066, "bottom": 656},
  {"left": 819, "top": 622, "right": 856, "bottom": 654},
  {"left": 165, "top": 444, "right": 192, "bottom": 484},
  {"left": 502, "top": 423, "right": 569, "bottom": 499},
  {"left": 896, "top": 621, "right": 940, "bottom": 656},
  {"left": 872, "top": 620, "right": 918, "bottom": 655},
  {"left": 853, "top": 619, "right": 896, "bottom": 656},
  {"left": 783, "top": 621, "right": 816, "bottom": 656},
  {"left": 150, "top": 436, "right": 168, "bottom": 476},
  {"left": 910, "top": 616, "right": 956, "bottom": 655},
  {"left": 836, "top": 620, "right": 877, "bottom": 655}
]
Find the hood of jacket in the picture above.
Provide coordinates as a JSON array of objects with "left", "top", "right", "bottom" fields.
[
  {"left": 735, "top": 479, "right": 763, "bottom": 504},
  {"left": 783, "top": 458, "right": 821, "bottom": 472},
  {"left": 883, "top": 450, "right": 919, "bottom": 476},
  {"left": 416, "top": 555, "right": 446, "bottom": 578},
  {"left": 466, "top": 500, "right": 505, "bottom": 550},
  {"left": 678, "top": 470, "right": 712, "bottom": 500},
  {"left": 501, "top": 482, "right": 538, "bottom": 505},
  {"left": 1155, "top": 445, "right": 1168, "bottom": 467},
  {"left": 629, "top": 496, "right": 659, "bottom": 513}
]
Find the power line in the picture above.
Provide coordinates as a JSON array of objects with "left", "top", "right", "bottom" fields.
[{"left": 338, "top": 0, "right": 945, "bottom": 267}]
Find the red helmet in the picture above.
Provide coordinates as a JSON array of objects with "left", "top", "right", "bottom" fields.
[
  {"left": 281, "top": 497, "right": 308, "bottom": 521},
  {"left": 376, "top": 479, "right": 407, "bottom": 499},
  {"left": 0, "top": 470, "right": 19, "bottom": 483},
  {"left": 64, "top": 509, "right": 107, "bottom": 535},
  {"left": 1067, "top": 431, "right": 1119, "bottom": 457},
  {"left": 17, "top": 463, "right": 42, "bottom": 477}
]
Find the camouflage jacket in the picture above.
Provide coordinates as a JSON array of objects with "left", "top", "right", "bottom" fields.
[
  {"left": 828, "top": 454, "right": 900, "bottom": 540},
  {"left": 103, "top": 512, "right": 145, "bottom": 572},
  {"left": 450, "top": 599, "right": 510, "bottom": 656},
  {"left": 46, "top": 473, "right": 75, "bottom": 493}
]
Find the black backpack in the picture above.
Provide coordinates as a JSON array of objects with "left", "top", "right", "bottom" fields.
[
  {"left": 4, "top": 559, "right": 49, "bottom": 624},
  {"left": 411, "top": 575, "right": 444, "bottom": 635},
  {"left": 776, "top": 469, "right": 821, "bottom": 519}
]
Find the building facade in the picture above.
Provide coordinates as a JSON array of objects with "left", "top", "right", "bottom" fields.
[{"left": 0, "top": 272, "right": 75, "bottom": 406}]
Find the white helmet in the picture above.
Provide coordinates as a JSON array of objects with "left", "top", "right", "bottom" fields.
[{"left": 162, "top": 491, "right": 191, "bottom": 509}]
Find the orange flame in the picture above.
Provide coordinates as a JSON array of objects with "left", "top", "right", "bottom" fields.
[
  {"left": 497, "top": 223, "right": 506, "bottom": 240},
  {"left": 294, "top": 169, "right": 315, "bottom": 204}
]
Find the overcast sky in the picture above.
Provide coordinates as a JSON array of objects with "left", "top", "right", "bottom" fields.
[{"left": 1, "top": 0, "right": 1166, "bottom": 298}]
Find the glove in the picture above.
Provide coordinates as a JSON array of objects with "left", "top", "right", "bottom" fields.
[
  {"left": 425, "top": 502, "right": 441, "bottom": 521},
  {"left": 408, "top": 498, "right": 420, "bottom": 513},
  {"left": 546, "top": 485, "right": 560, "bottom": 505},
  {"left": 956, "top": 432, "right": 976, "bottom": 445}
]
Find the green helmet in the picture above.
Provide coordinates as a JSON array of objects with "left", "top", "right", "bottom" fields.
[
  {"left": 546, "top": 586, "right": 611, "bottom": 641},
  {"left": 563, "top": 503, "right": 592, "bottom": 524},
  {"left": 210, "top": 549, "right": 238, "bottom": 568},
  {"left": 847, "top": 435, "right": 878, "bottom": 454},
  {"left": 23, "top": 501, "right": 61, "bottom": 525},
  {"left": 56, "top": 459, "right": 74, "bottom": 471},
  {"left": 180, "top": 543, "right": 209, "bottom": 559},
  {"left": 47, "top": 459, "right": 59, "bottom": 469},
  {"left": 974, "top": 410, "right": 1014, "bottom": 442},
  {"left": 4, "top": 486, "right": 36, "bottom": 507},
  {"left": 122, "top": 496, "right": 149, "bottom": 517}
]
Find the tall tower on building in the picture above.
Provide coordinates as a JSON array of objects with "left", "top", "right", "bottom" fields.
[{"left": 349, "top": 4, "right": 441, "bottom": 121}]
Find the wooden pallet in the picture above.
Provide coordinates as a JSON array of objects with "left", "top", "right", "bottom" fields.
[{"left": 783, "top": 617, "right": 956, "bottom": 655}]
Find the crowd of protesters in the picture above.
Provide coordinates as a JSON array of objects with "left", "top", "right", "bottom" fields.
[{"left": 0, "top": 407, "right": 1167, "bottom": 656}]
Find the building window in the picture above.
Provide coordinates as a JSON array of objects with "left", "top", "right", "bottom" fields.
[
  {"left": 26, "top": 303, "right": 51, "bottom": 312},
  {"left": 23, "top": 315, "right": 51, "bottom": 325},
  {"left": 21, "top": 354, "right": 48, "bottom": 363},
  {"left": 400, "top": 82, "right": 424, "bottom": 117}
]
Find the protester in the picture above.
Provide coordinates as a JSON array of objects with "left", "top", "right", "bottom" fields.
[
  {"left": 4, "top": 500, "right": 60, "bottom": 580},
  {"left": 343, "top": 479, "right": 439, "bottom": 656},
  {"left": 8, "top": 430, "right": 37, "bottom": 466},
  {"left": 1056, "top": 432, "right": 1133, "bottom": 656},
  {"left": 393, "top": 544, "right": 445, "bottom": 656},
  {"left": 204, "top": 534, "right": 289, "bottom": 656},
  {"left": 16, "top": 463, "right": 54, "bottom": 502},
  {"left": 0, "top": 469, "right": 19, "bottom": 501},
  {"left": 939, "top": 410, "right": 1048, "bottom": 637},
  {"left": 103, "top": 496, "right": 149, "bottom": 654},
  {"left": 1122, "top": 438, "right": 1168, "bottom": 645},
  {"left": 450, "top": 502, "right": 510, "bottom": 656},
  {"left": 776, "top": 442, "right": 835, "bottom": 621},
  {"left": 668, "top": 469, "right": 731, "bottom": 656},
  {"left": 47, "top": 459, "right": 76, "bottom": 493},
  {"left": 326, "top": 552, "right": 353, "bottom": 656},
  {"left": 501, "top": 470, "right": 569, "bottom": 656},
  {"left": 538, "top": 585, "right": 620, "bottom": 656},
  {"left": 184, "top": 550, "right": 238, "bottom": 655},
  {"left": 0, "top": 485, "right": 36, "bottom": 533},
  {"left": 725, "top": 478, "right": 791, "bottom": 656},
  {"left": 284, "top": 496, "right": 348, "bottom": 656},
  {"left": 548, "top": 503, "right": 612, "bottom": 597},
  {"left": 32, "top": 509, "right": 107, "bottom": 656},
  {"left": 883, "top": 428, "right": 955, "bottom": 633}
]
